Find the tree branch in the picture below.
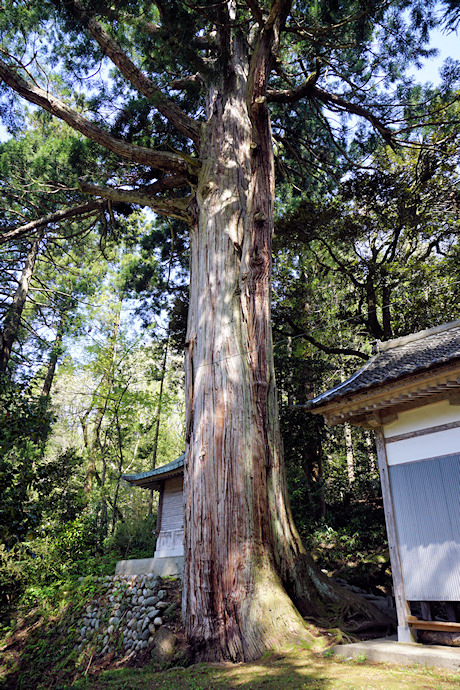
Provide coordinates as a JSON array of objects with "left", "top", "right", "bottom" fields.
[
  {"left": 66, "top": 0, "right": 200, "bottom": 146},
  {"left": 170, "top": 74, "right": 203, "bottom": 90},
  {"left": 311, "top": 86, "right": 394, "bottom": 147},
  {"left": 243, "top": 0, "right": 264, "bottom": 25},
  {"left": 143, "top": 175, "right": 191, "bottom": 194},
  {"left": 267, "top": 61, "right": 320, "bottom": 102},
  {"left": 268, "top": 79, "right": 394, "bottom": 147},
  {"left": 285, "top": 1, "right": 392, "bottom": 38},
  {"left": 0, "top": 57, "right": 192, "bottom": 175},
  {"left": 79, "top": 181, "right": 193, "bottom": 223},
  {"left": 285, "top": 317, "right": 368, "bottom": 360},
  {"left": 0, "top": 200, "right": 105, "bottom": 245}
]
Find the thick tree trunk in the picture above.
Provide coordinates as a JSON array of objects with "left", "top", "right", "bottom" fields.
[{"left": 182, "top": 34, "right": 389, "bottom": 662}]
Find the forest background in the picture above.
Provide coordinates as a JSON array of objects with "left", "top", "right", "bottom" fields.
[{"left": 0, "top": 0, "right": 460, "bottom": 666}]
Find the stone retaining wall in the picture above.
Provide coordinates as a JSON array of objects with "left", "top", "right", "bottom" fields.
[{"left": 74, "top": 572, "right": 178, "bottom": 660}]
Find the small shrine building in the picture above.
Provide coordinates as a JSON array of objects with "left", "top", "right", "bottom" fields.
[
  {"left": 305, "top": 320, "right": 460, "bottom": 643},
  {"left": 116, "top": 454, "right": 184, "bottom": 577}
]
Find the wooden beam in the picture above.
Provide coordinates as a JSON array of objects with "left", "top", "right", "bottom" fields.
[
  {"left": 448, "top": 392, "right": 460, "bottom": 405},
  {"left": 366, "top": 412, "right": 382, "bottom": 428},
  {"left": 381, "top": 412, "right": 398, "bottom": 425},
  {"left": 374, "top": 429, "right": 415, "bottom": 643},
  {"left": 407, "top": 615, "right": 460, "bottom": 633}
]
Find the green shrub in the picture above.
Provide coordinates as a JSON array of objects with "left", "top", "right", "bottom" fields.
[
  {"left": 50, "top": 509, "right": 100, "bottom": 562},
  {"left": 0, "top": 544, "right": 28, "bottom": 607},
  {"left": 0, "top": 376, "right": 52, "bottom": 548},
  {"left": 107, "top": 513, "right": 157, "bottom": 559}
]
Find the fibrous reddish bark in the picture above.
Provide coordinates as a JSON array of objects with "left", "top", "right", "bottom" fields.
[{"left": 182, "top": 25, "right": 388, "bottom": 661}]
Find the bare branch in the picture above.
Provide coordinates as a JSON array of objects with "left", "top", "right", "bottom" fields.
[
  {"left": 268, "top": 77, "right": 394, "bottom": 147},
  {"left": 312, "top": 86, "right": 394, "bottom": 147},
  {"left": 79, "top": 180, "right": 193, "bottom": 223},
  {"left": 0, "top": 200, "right": 105, "bottom": 245},
  {"left": 66, "top": 0, "right": 200, "bottom": 145},
  {"left": 170, "top": 74, "right": 203, "bottom": 90},
  {"left": 267, "top": 62, "right": 320, "bottom": 102},
  {"left": 284, "top": 317, "right": 368, "bottom": 360},
  {"left": 143, "top": 175, "right": 191, "bottom": 194},
  {"left": 0, "top": 57, "right": 193, "bottom": 175}
]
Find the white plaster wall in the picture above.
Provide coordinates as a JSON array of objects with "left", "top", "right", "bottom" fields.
[
  {"left": 384, "top": 400, "right": 460, "bottom": 438},
  {"left": 385, "top": 428, "right": 460, "bottom": 465},
  {"left": 383, "top": 400, "right": 460, "bottom": 466}
]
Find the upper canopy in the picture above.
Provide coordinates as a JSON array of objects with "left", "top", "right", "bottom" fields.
[{"left": 305, "top": 321, "right": 460, "bottom": 428}]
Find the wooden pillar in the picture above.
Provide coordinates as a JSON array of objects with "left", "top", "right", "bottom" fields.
[
  {"left": 155, "top": 481, "right": 165, "bottom": 536},
  {"left": 374, "top": 428, "right": 416, "bottom": 643}
]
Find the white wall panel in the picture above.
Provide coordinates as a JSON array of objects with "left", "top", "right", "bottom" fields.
[
  {"left": 384, "top": 400, "right": 460, "bottom": 439},
  {"left": 386, "top": 428, "right": 460, "bottom": 465}
]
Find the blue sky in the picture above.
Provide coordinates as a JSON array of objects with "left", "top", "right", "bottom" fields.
[{"left": 409, "top": 24, "right": 460, "bottom": 83}]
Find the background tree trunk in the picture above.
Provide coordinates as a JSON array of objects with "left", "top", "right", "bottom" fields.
[
  {"left": 0, "top": 234, "right": 42, "bottom": 373},
  {"left": 42, "top": 309, "right": 66, "bottom": 397},
  {"left": 344, "top": 422, "right": 355, "bottom": 484}
]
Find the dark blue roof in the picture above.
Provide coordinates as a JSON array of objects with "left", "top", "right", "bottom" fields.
[{"left": 123, "top": 453, "right": 184, "bottom": 488}]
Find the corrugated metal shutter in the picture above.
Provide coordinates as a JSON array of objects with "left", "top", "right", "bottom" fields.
[
  {"left": 161, "top": 475, "right": 183, "bottom": 531},
  {"left": 389, "top": 453, "right": 460, "bottom": 601}
]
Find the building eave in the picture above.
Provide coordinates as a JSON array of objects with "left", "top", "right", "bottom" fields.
[
  {"left": 309, "top": 360, "right": 460, "bottom": 428},
  {"left": 123, "top": 454, "right": 184, "bottom": 490}
]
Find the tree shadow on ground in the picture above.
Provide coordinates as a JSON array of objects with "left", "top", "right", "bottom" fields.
[{"left": 68, "top": 648, "right": 460, "bottom": 690}]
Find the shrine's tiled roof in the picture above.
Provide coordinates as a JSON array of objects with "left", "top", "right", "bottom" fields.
[
  {"left": 123, "top": 454, "right": 184, "bottom": 488},
  {"left": 308, "top": 321, "right": 460, "bottom": 409}
]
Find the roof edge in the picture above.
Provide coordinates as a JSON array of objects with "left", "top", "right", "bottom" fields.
[
  {"left": 122, "top": 453, "right": 184, "bottom": 486},
  {"left": 307, "top": 359, "right": 460, "bottom": 426},
  {"left": 309, "top": 355, "right": 378, "bottom": 408},
  {"left": 374, "top": 320, "right": 460, "bottom": 354}
]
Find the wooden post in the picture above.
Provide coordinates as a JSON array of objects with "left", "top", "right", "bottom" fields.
[
  {"left": 374, "top": 428, "right": 416, "bottom": 643},
  {"left": 155, "top": 481, "right": 165, "bottom": 536}
]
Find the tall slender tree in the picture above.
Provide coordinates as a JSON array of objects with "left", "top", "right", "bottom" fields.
[
  {"left": 0, "top": 0, "right": 448, "bottom": 660},
  {"left": 0, "top": 121, "right": 111, "bottom": 377}
]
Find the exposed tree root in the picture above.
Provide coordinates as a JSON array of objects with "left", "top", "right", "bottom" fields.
[
  {"left": 284, "top": 552, "right": 394, "bottom": 637},
  {"left": 188, "top": 554, "right": 393, "bottom": 663}
]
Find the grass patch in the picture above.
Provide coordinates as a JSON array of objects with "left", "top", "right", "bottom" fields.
[{"left": 65, "top": 648, "right": 460, "bottom": 690}]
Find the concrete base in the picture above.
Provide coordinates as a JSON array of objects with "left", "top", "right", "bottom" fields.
[
  {"left": 115, "top": 556, "right": 183, "bottom": 577},
  {"left": 331, "top": 635, "right": 460, "bottom": 671}
]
